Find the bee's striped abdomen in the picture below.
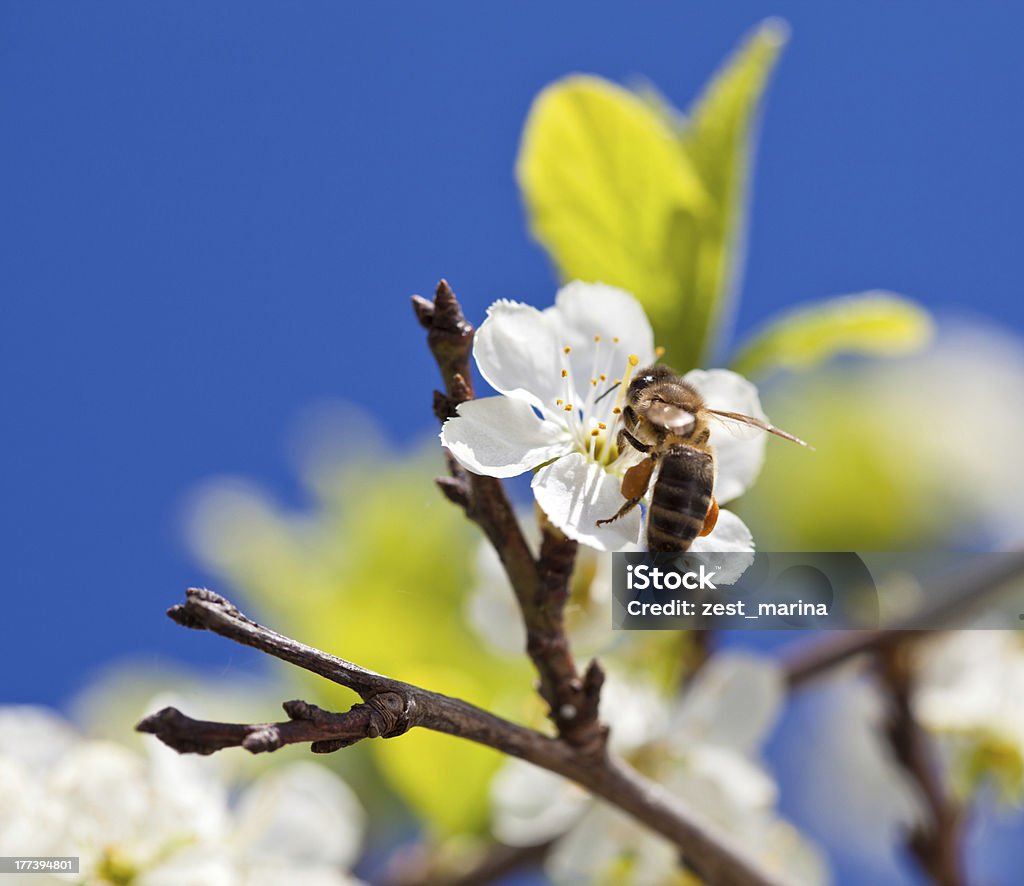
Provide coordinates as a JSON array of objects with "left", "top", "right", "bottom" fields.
[{"left": 646, "top": 446, "right": 714, "bottom": 552}]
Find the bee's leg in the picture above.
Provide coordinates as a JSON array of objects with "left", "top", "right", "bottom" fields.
[
  {"left": 596, "top": 457, "right": 656, "bottom": 527},
  {"left": 595, "top": 496, "right": 642, "bottom": 527},
  {"left": 618, "top": 428, "right": 651, "bottom": 454},
  {"left": 698, "top": 496, "right": 719, "bottom": 537}
]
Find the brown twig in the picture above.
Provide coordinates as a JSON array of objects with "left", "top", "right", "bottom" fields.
[
  {"left": 876, "top": 646, "right": 966, "bottom": 886},
  {"left": 138, "top": 587, "right": 791, "bottom": 886},
  {"left": 138, "top": 700, "right": 372, "bottom": 755},
  {"left": 413, "top": 279, "right": 604, "bottom": 750},
  {"left": 783, "top": 549, "right": 1024, "bottom": 687}
]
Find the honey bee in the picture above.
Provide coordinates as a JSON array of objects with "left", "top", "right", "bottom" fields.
[{"left": 596, "top": 365, "right": 809, "bottom": 552}]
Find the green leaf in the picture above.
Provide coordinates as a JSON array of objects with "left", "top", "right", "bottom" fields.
[
  {"left": 517, "top": 20, "right": 786, "bottom": 369},
  {"left": 730, "top": 291, "right": 934, "bottom": 377},
  {"left": 672, "top": 18, "right": 788, "bottom": 367},
  {"left": 517, "top": 74, "right": 708, "bottom": 332}
]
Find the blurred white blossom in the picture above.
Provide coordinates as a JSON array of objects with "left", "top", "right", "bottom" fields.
[
  {"left": 915, "top": 631, "right": 1024, "bottom": 800},
  {"left": 490, "top": 654, "right": 828, "bottom": 885},
  {"left": 0, "top": 705, "right": 366, "bottom": 886}
]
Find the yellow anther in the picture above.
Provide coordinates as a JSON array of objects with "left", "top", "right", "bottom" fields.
[
  {"left": 590, "top": 378, "right": 597, "bottom": 386},
  {"left": 613, "top": 336, "right": 620, "bottom": 343},
  {"left": 628, "top": 354, "right": 639, "bottom": 366},
  {"left": 599, "top": 373, "right": 607, "bottom": 381},
  {"left": 591, "top": 428, "right": 600, "bottom": 437},
  {"left": 655, "top": 346, "right": 666, "bottom": 358},
  {"left": 561, "top": 369, "right": 568, "bottom": 378},
  {"left": 594, "top": 334, "right": 601, "bottom": 342},
  {"left": 612, "top": 406, "right": 622, "bottom": 414},
  {"left": 556, "top": 399, "right": 563, "bottom": 406},
  {"left": 564, "top": 404, "right": 573, "bottom": 412},
  {"left": 598, "top": 422, "right": 607, "bottom": 429},
  {"left": 563, "top": 346, "right": 572, "bottom": 354}
]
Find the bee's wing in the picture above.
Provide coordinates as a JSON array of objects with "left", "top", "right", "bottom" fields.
[
  {"left": 647, "top": 400, "right": 696, "bottom": 433},
  {"left": 706, "top": 409, "right": 813, "bottom": 449}
]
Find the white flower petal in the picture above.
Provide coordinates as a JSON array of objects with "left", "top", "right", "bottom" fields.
[
  {"left": 473, "top": 300, "right": 565, "bottom": 411},
  {"left": 233, "top": 762, "right": 365, "bottom": 870},
  {"left": 547, "top": 803, "right": 679, "bottom": 886},
  {"left": 490, "top": 759, "right": 588, "bottom": 846},
  {"left": 671, "top": 653, "right": 784, "bottom": 755},
  {"left": 0, "top": 706, "right": 78, "bottom": 770},
  {"left": 549, "top": 282, "right": 657, "bottom": 391},
  {"left": 140, "top": 848, "right": 236, "bottom": 886},
  {"left": 600, "top": 674, "right": 669, "bottom": 754},
  {"left": 684, "top": 369, "right": 767, "bottom": 504},
  {"left": 533, "top": 453, "right": 642, "bottom": 551},
  {"left": 441, "top": 397, "right": 573, "bottom": 478},
  {"left": 683, "top": 745, "right": 778, "bottom": 812}
]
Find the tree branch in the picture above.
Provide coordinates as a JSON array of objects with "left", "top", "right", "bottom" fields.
[
  {"left": 413, "top": 280, "right": 604, "bottom": 750},
  {"left": 876, "top": 647, "right": 965, "bottom": 886},
  {"left": 138, "top": 587, "right": 791, "bottom": 886},
  {"left": 783, "top": 549, "right": 1024, "bottom": 687}
]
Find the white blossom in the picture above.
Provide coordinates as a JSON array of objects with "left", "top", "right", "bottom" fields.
[
  {"left": 0, "top": 705, "right": 366, "bottom": 886},
  {"left": 440, "top": 282, "right": 768, "bottom": 551}
]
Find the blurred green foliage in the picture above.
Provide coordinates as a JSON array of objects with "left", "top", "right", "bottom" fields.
[
  {"left": 731, "top": 292, "right": 933, "bottom": 378},
  {"left": 187, "top": 439, "right": 534, "bottom": 836}
]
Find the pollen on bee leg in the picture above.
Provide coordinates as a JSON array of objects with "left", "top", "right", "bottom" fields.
[{"left": 699, "top": 498, "right": 720, "bottom": 537}]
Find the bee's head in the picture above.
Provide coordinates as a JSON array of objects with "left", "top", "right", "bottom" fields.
[{"left": 627, "top": 364, "right": 678, "bottom": 399}]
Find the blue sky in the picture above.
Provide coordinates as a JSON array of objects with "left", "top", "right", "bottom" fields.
[
  {"left": 4, "top": 4, "right": 1023, "bottom": 882},
  {"left": 4, "top": 0, "right": 1022, "bottom": 707}
]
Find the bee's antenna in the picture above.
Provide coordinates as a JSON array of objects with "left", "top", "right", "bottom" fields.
[{"left": 594, "top": 380, "right": 621, "bottom": 405}]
